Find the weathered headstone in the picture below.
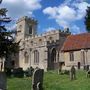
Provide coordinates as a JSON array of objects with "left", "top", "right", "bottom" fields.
[
  {"left": 58, "top": 64, "right": 62, "bottom": 74},
  {"left": 0, "top": 72, "right": 7, "bottom": 90},
  {"left": 70, "top": 66, "right": 76, "bottom": 80},
  {"left": 86, "top": 70, "right": 90, "bottom": 78},
  {"left": 32, "top": 68, "right": 44, "bottom": 90},
  {"left": 86, "top": 65, "right": 89, "bottom": 71},
  {"left": 58, "top": 68, "right": 61, "bottom": 75}
]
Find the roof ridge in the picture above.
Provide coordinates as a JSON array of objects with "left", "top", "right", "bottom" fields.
[{"left": 61, "top": 33, "right": 90, "bottom": 52}]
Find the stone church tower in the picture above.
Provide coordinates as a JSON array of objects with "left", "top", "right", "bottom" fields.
[
  {"left": 15, "top": 16, "right": 70, "bottom": 71},
  {"left": 16, "top": 16, "right": 37, "bottom": 41}
]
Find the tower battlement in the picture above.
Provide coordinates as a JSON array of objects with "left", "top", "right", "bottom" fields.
[
  {"left": 16, "top": 16, "right": 37, "bottom": 24},
  {"left": 16, "top": 16, "right": 28, "bottom": 23}
]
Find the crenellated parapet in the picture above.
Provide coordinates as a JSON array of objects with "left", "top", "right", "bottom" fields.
[{"left": 16, "top": 16, "right": 37, "bottom": 24}]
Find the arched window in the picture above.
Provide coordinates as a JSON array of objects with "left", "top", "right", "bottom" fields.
[
  {"left": 69, "top": 52, "right": 74, "bottom": 61},
  {"left": 51, "top": 48, "right": 56, "bottom": 62},
  {"left": 24, "top": 52, "right": 29, "bottom": 63},
  {"left": 34, "top": 50, "right": 39, "bottom": 64},
  {"left": 39, "top": 39, "right": 42, "bottom": 44},
  {"left": 29, "top": 25, "right": 32, "bottom": 35}
]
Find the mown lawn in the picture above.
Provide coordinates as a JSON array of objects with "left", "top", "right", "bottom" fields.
[{"left": 8, "top": 70, "right": 90, "bottom": 90}]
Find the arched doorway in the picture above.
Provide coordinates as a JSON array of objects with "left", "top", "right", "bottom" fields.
[
  {"left": 78, "top": 62, "right": 80, "bottom": 69},
  {"left": 51, "top": 48, "right": 56, "bottom": 70}
]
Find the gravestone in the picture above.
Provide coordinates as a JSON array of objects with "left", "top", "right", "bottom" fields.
[
  {"left": 70, "top": 66, "right": 76, "bottom": 80},
  {"left": 0, "top": 72, "right": 7, "bottom": 90},
  {"left": 86, "top": 65, "right": 89, "bottom": 71},
  {"left": 58, "top": 63, "right": 62, "bottom": 74},
  {"left": 32, "top": 68, "right": 44, "bottom": 90},
  {"left": 86, "top": 70, "right": 90, "bottom": 78},
  {"left": 58, "top": 68, "right": 61, "bottom": 75}
]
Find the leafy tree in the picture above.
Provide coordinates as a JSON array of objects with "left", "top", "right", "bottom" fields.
[
  {"left": 0, "top": 0, "right": 19, "bottom": 71},
  {"left": 85, "top": 7, "right": 90, "bottom": 32}
]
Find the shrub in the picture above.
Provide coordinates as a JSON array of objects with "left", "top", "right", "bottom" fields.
[
  {"left": 24, "top": 67, "right": 34, "bottom": 77},
  {"left": 60, "top": 70, "right": 69, "bottom": 75},
  {"left": 5, "top": 68, "right": 12, "bottom": 77},
  {"left": 12, "top": 68, "right": 24, "bottom": 78}
]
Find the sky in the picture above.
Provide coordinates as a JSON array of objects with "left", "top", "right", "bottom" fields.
[{"left": 1, "top": 0, "right": 90, "bottom": 34}]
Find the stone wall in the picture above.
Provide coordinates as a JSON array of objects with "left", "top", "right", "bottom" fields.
[{"left": 60, "top": 49, "right": 90, "bottom": 70}]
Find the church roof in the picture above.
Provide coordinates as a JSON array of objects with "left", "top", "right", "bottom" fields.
[{"left": 61, "top": 33, "right": 90, "bottom": 52}]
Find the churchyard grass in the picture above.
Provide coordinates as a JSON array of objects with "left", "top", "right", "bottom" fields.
[
  {"left": 8, "top": 77, "right": 32, "bottom": 90},
  {"left": 8, "top": 70, "right": 90, "bottom": 90}
]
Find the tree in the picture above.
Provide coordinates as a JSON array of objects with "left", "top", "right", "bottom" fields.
[
  {"left": 0, "top": 0, "right": 19, "bottom": 72},
  {"left": 0, "top": 0, "right": 2, "bottom": 4},
  {"left": 85, "top": 7, "right": 90, "bottom": 32}
]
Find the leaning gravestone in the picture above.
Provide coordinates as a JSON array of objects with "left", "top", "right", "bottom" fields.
[
  {"left": 0, "top": 72, "right": 7, "bottom": 90},
  {"left": 32, "top": 68, "right": 44, "bottom": 90}
]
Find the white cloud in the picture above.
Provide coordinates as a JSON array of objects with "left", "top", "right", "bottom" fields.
[
  {"left": 1, "top": 0, "right": 42, "bottom": 19},
  {"left": 73, "top": 2, "right": 90, "bottom": 20},
  {"left": 43, "top": 7, "right": 57, "bottom": 18},
  {"left": 6, "top": 24, "right": 16, "bottom": 31},
  {"left": 43, "top": 0, "right": 90, "bottom": 29},
  {"left": 43, "top": 27, "right": 56, "bottom": 32},
  {"left": 70, "top": 25, "right": 81, "bottom": 34},
  {"left": 25, "top": 0, "right": 42, "bottom": 10},
  {"left": 57, "top": 6, "right": 76, "bottom": 20},
  {"left": 56, "top": 19, "right": 69, "bottom": 28}
]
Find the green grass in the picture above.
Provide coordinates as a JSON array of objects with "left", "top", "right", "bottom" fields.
[{"left": 7, "top": 70, "right": 90, "bottom": 90}]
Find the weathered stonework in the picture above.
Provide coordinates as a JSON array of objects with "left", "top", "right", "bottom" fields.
[
  {"left": 60, "top": 33, "right": 90, "bottom": 70},
  {"left": 61, "top": 50, "right": 90, "bottom": 70},
  {"left": 15, "top": 16, "right": 70, "bottom": 71}
]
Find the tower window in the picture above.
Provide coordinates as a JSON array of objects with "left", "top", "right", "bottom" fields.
[{"left": 29, "top": 25, "right": 32, "bottom": 34}]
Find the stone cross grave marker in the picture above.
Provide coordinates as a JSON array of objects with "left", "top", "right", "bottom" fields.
[
  {"left": 0, "top": 72, "right": 7, "bottom": 90},
  {"left": 32, "top": 68, "right": 44, "bottom": 90}
]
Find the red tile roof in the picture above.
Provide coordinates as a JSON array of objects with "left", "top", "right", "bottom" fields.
[{"left": 61, "top": 33, "right": 90, "bottom": 52}]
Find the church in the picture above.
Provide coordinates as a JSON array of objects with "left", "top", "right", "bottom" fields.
[{"left": 13, "top": 16, "right": 70, "bottom": 71}]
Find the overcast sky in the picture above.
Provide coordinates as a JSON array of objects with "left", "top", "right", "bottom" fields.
[{"left": 1, "top": 0, "right": 90, "bottom": 34}]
